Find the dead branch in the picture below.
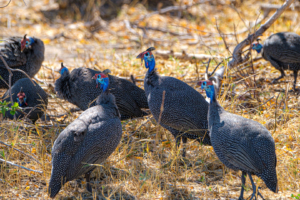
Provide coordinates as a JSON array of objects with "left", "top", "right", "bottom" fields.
[
  {"left": 228, "top": 0, "right": 295, "bottom": 69},
  {"left": 260, "top": 3, "right": 299, "bottom": 12},
  {"left": 0, "top": 158, "right": 43, "bottom": 174},
  {"left": 0, "top": 141, "right": 41, "bottom": 165},
  {"left": 136, "top": 0, "right": 210, "bottom": 23},
  {"left": 155, "top": 50, "right": 223, "bottom": 61},
  {"left": 0, "top": 0, "right": 11, "bottom": 8}
]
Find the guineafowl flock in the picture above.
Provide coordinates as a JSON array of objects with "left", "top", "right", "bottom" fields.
[{"left": 3, "top": 31, "right": 300, "bottom": 199}]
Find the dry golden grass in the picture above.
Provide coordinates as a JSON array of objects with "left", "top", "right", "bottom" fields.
[{"left": 0, "top": 0, "right": 300, "bottom": 199}]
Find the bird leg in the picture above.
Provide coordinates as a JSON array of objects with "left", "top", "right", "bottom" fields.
[
  {"left": 292, "top": 70, "right": 299, "bottom": 92},
  {"left": 271, "top": 69, "right": 285, "bottom": 84},
  {"left": 85, "top": 171, "right": 92, "bottom": 193},
  {"left": 248, "top": 173, "right": 265, "bottom": 200},
  {"left": 238, "top": 171, "right": 247, "bottom": 200},
  {"left": 181, "top": 136, "right": 187, "bottom": 158}
]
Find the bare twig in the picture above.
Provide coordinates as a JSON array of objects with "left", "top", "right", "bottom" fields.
[
  {"left": 0, "top": 0, "right": 11, "bottom": 8},
  {"left": 215, "top": 18, "right": 232, "bottom": 56},
  {"left": 228, "top": 0, "right": 295, "bottom": 69},
  {"left": 156, "top": 90, "right": 166, "bottom": 148},
  {"left": 0, "top": 141, "right": 41, "bottom": 165},
  {"left": 205, "top": 59, "right": 211, "bottom": 80},
  {"left": 0, "top": 158, "right": 43, "bottom": 173},
  {"left": 274, "top": 93, "right": 281, "bottom": 133},
  {"left": 157, "top": 91, "right": 166, "bottom": 126},
  {"left": 254, "top": 96, "right": 275, "bottom": 109},
  {"left": 0, "top": 54, "right": 36, "bottom": 86}
]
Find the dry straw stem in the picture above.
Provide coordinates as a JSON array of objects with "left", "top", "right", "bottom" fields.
[
  {"left": 0, "top": 158, "right": 42, "bottom": 173},
  {"left": 0, "top": 141, "right": 41, "bottom": 165},
  {"left": 228, "top": 0, "right": 296, "bottom": 69},
  {"left": 156, "top": 90, "right": 166, "bottom": 146}
]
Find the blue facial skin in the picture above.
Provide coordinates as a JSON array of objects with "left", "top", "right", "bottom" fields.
[
  {"left": 201, "top": 81, "right": 215, "bottom": 100},
  {"left": 143, "top": 52, "right": 156, "bottom": 73},
  {"left": 96, "top": 76, "right": 109, "bottom": 92},
  {"left": 252, "top": 43, "right": 263, "bottom": 53},
  {"left": 60, "top": 67, "right": 69, "bottom": 75},
  {"left": 17, "top": 97, "right": 27, "bottom": 107},
  {"left": 26, "top": 37, "right": 35, "bottom": 48}
]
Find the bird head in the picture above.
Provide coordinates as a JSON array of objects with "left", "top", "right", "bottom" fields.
[
  {"left": 92, "top": 73, "right": 109, "bottom": 92},
  {"left": 137, "top": 47, "right": 156, "bottom": 73},
  {"left": 20, "top": 34, "right": 35, "bottom": 52},
  {"left": 198, "top": 80, "right": 215, "bottom": 100},
  {"left": 17, "top": 87, "right": 27, "bottom": 107},
  {"left": 251, "top": 38, "right": 263, "bottom": 53},
  {"left": 59, "top": 63, "right": 69, "bottom": 75}
]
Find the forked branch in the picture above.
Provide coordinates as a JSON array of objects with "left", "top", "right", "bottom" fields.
[{"left": 228, "top": 0, "right": 295, "bottom": 69}]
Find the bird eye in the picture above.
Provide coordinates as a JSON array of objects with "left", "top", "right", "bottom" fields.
[
  {"left": 203, "top": 82, "right": 206, "bottom": 85},
  {"left": 98, "top": 75, "right": 100, "bottom": 78},
  {"left": 26, "top": 41, "right": 29, "bottom": 44},
  {"left": 145, "top": 52, "right": 149, "bottom": 56}
]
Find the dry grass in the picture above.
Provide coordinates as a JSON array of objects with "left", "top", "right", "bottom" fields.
[{"left": 0, "top": 0, "right": 300, "bottom": 199}]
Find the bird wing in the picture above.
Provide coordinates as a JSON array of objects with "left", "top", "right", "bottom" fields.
[
  {"left": 217, "top": 114, "right": 267, "bottom": 173},
  {"left": 154, "top": 86, "right": 208, "bottom": 136},
  {"left": 0, "top": 37, "right": 27, "bottom": 68},
  {"left": 68, "top": 118, "right": 121, "bottom": 180},
  {"left": 276, "top": 49, "right": 300, "bottom": 63},
  {"left": 223, "top": 141, "right": 262, "bottom": 173}
]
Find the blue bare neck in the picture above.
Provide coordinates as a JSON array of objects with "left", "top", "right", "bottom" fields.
[{"left": 144, "top": 55, "right": 155, "bottom": 73}]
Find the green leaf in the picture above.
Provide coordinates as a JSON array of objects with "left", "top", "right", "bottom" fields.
[
  {"left": 12, "top": 102, "right": 19, "bottom": 108},
  {"left": 10, "top": 110, "right": 16, "bottom": 115},
  {"left": 0, "top": 150, "right": 5, "bottom": 159}
]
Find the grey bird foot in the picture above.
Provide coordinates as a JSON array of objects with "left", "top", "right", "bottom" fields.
[{"left": 248, "top": 187, "right": 265, "bottom": 200}]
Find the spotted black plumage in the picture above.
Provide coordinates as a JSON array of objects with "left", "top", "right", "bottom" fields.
[
  {"left": 48, "top": 80, "right": 122, "bottom": 198},
  {"left": 0, "top": 36, "right": 44, "bottom": 88},
  {"left": 1, "top": 78, "right": 48, "bottom": 123},
  {"left": 54, "top": 66, "right": 149, "bottom": 120},
  {"left": 139, "top": 48, "right": 224, "bottom": 156},
  {"left": 201, "top": 79, "right": 278, "bottom": 200},
  {"left": 253, "top": 32, "right": 300, "bottom": 91}
]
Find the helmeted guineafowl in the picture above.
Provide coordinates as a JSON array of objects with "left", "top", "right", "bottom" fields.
[
  {"left": 1, "top": 78, "right": 48, "bottom": 123},
  {"left": 0, "top": 34, "right": 45, "bottom": 89},
  {"left": 54, "top": 63, "right": 149, "bottom": 120},
  {"left": 200, "top": 78, "right": 278, "bottom": 200},
  {"left": 137, "top": 47, "right": 224, "bottom": 157},
  {"left": 48, "top": 73, "right": 122, "bottom": 198},
  {"left": 252, "top": 32, "right": 300, "bottom": 91}
]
